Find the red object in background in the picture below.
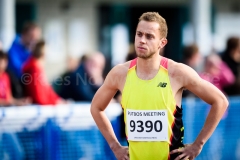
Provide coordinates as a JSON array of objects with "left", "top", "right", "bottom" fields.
[
  {"left": 200, "top": 61, "right": 235, "bottom": 92},
  {"left": 22, "top": 57, "right": 60, "bottom": 105},
  {"left": 0, "top": 72, "right": 11, "bottom": 103}
]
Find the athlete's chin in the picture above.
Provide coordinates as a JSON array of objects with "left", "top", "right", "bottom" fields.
[{"left": 136, "top": 52, "right": 153, "bottom": 59}]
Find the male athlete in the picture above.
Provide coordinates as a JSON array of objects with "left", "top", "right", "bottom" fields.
[{"left": 91, "top": 12, "right": 228, "bottom": 160}]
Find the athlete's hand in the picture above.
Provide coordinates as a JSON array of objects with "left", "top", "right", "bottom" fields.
[
  {"left": 170, "top": 143, "right": 202, "bottom": 160},
  {"left": 112, "top": 145, "right": 129, "bottom": 160}
]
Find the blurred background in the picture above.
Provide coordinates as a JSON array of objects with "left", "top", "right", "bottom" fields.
[
  {"left": 0, "top": 0, "right": 240, "bottom": 159},
  {"left": 0, "top": 0, "right": 239, "bottom": 79}
]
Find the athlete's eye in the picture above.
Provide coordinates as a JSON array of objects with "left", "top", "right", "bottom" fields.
[
  {"left": 137, "top": 32, "right": 143, "bottom": 37},
  {"left": 146, "top": 34, "right": 154, "bottom": 39}
]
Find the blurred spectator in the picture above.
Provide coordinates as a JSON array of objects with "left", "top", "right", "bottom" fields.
[
  {"left": 0, "top": 51, "right": 11, "bottom": 106},
  {"left": 182, "top": 44, "right": 202, "bottom": 71},
  {"left": 7, "top": 22, "right": 41, "bottom": 99},
  {"left": 200, "top": 54, "right": 235, "bottom": 93},
  {"left": 61, "top": 52, "right": 105, "bottom": 101},
  {"left": 54, "top": 56, "right": 80, "bottom": 96},
  {"left": 221, "top": 37, "right": 240, "bottom": 95},
  {"left": 222, "top": 37, "right": 240, "bottom": 77},
  {"left": 6, "top": 67, "right": 25, "bottom": 98},
  {"left": 182, "top": 44, "right": 202, "bottom": 97},
  {"left": 0, "top": 51, "right": 31, "bottom": 106},
  {"left": 22, "top": 40, "right": 66, "bottom": 105},
  {"left": 8, "top": 22, "right": 41, "bottom": 79}
]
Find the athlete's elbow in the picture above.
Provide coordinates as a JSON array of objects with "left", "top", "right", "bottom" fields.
[
  {"left": 90, "top": 101, "right": 102, "bottom": 117},
  {"left": 90, "top": 103, "right": 97, "bottom": 117},
  {"left": 218, "top": 95, "right": 229, "bottom": 111},
  {"left": 223, "top": 96, "right": 229, "bottom": 109}
]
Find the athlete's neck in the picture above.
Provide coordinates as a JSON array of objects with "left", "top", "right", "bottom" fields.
[{"left": 136, "top": 54, "right": 162, "bottom": 80}]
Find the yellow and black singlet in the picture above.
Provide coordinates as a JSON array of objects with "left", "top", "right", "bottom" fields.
[{"left": 121, "top": 57, "right": 184, "bottom": 160}]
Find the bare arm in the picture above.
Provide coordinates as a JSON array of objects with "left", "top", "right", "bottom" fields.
[
  {"left": 91, "top": 64, "right": 129, "bottom": 160},
  {"left": 91, "top": 77, "right": 120, "bottom": 149},
  {"left": 170, "top": 63, "right": 228, "bottom": 159},
  {"left": 183, "top": 64, "right": 228, "bottom": 147}
]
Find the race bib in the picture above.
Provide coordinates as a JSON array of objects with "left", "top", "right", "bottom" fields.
[{"left": 126, "top": 109, "right": 168, "bottom": 142}]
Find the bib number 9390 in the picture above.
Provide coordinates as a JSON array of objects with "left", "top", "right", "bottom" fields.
[
  {"left": 129, "top": 120, "right": 162, "bottom": 132},
  {"left": 127, "top": 109, "right": 168, "bottom": 142}
]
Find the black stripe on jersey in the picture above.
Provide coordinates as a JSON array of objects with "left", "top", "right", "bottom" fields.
[{"left": 169, "top": 106, "right": 184, "bottom": 160}]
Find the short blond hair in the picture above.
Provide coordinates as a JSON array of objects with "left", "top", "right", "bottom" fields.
[{"left": 139, "top": 12, "right": 168, "bottom": 38}]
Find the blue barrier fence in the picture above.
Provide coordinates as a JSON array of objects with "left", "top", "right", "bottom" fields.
[
  {"left": 182, "top": 97, "right": 240, "bottom": 160},
  {"left": 0, "top": 97, "right": 240, "bottom": 160}
]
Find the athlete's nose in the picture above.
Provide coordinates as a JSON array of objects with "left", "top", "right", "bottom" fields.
[{"left": 139, "top": 36, "right": 146, "bottom": 44}]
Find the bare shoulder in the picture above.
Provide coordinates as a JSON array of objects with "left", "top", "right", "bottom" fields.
[
  {"left": 108, "top": 61, "right": 130, "bottom": 78},
  {"left": 104, "top": 61, "right": 130, "bottom": 91},
  {"left": 168, "top": 59, "right": 194, "bottom": 76},
  {"left": 167, "top": 59, "right": 201, "bottom": 88},
  {"left": 167, "top": 58, "right": 227, "bottom": 105}
]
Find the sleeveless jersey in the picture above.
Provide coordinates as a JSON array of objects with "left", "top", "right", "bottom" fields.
[{"left": 121, "top": 57, "right": 184, "bottom": 160}]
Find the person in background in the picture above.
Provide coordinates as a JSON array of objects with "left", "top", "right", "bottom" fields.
[
  {"left": 53, "top": 56, "right": 80, "bottom": 96},
  {"left": 182, "top": 44, "right": 202, "bottom": 97},
  {"left": 0, "top": 51, "right": 30, "bottom": 106},
  {"left": 182, "top": 44, "right": 202, "bottom": 71},
  {"left": 62, "top": 52, "right": 105, "bottom": 101},
  {"left": 222, "top": 37, "right": 240, "bottom": 77},
  {"left": 221, "top": 37, "right": 240, "bottom": 95},
  {"left": 7, "top": 22, "right": 41, "bottom": 99},
  {"left": 22, "top": 40, "right": 66, "bottom": 105},
  {"left": 200, "top": 54, "right": 235, "bottom": 93},
  {"left": 8, "top": 22, "right": 41, "bottom": 79}
]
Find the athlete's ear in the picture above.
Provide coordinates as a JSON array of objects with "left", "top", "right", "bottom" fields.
[{"left": 159, "top": 38, "right": 168, "bottom": 49}]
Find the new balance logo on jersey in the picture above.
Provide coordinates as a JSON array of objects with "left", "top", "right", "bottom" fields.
[{"left": 157, "top": 82, "right": 167, "bottom": 88}]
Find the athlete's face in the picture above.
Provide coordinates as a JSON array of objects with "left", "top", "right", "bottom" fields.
[{"left": 135, "top": 21, "right": 167, "bottom": 59}]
